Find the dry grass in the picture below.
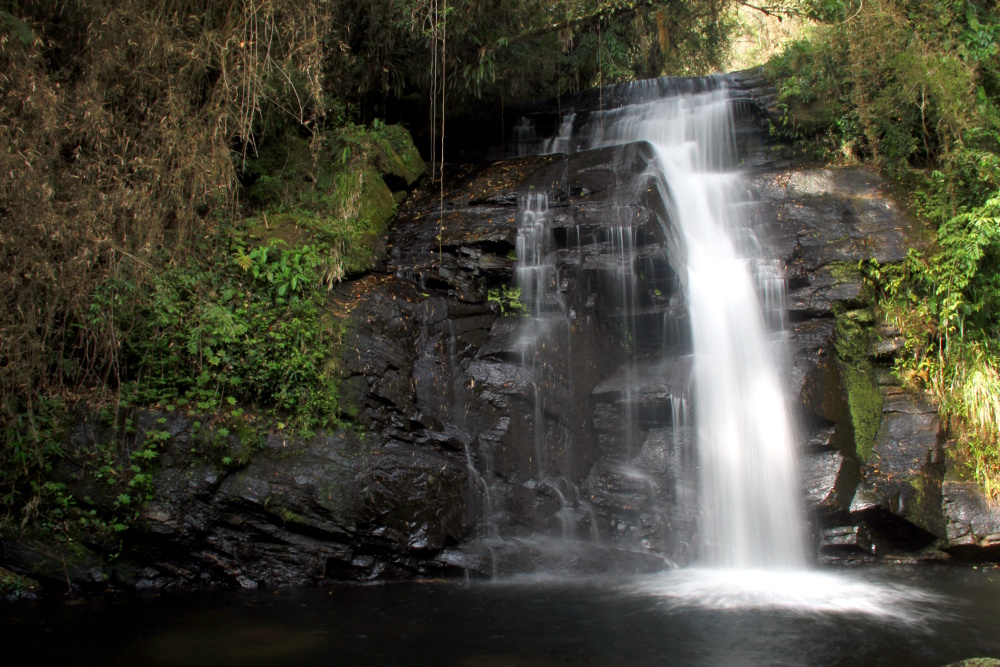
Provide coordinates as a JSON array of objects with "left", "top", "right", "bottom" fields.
[
  {"left": 0, "top": 0, "right": 331, "bottom": 425},
  {"left": 945, "top": 351, "right": 1000, "bottom": 497}
]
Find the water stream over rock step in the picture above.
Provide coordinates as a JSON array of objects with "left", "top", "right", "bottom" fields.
[{"left": 505, "top": 78, "right": 805, "bottom": 571}]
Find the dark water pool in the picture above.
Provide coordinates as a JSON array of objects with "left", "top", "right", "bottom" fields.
[{"left": 3, "top": 566, "right": 999, "bottom": 666}]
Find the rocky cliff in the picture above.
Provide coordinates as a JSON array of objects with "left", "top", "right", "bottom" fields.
[{"left": 5, "top": 70, "right": 999, "bottom": 594}]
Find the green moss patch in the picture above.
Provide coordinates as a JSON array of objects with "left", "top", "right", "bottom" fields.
[
  {"left": 242, "top": 123, "right": 423, "bottom": 279},
  {"left": 835, "top": 306, "right": 884, "bottom": 462}
]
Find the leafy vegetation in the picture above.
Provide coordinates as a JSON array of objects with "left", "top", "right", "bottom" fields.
[
  {"left": 488, "top": 285, "right": 530, "bottom": 316},
  {"left": 0, "top": 1, "right": 417, "bottom": 535},
  {"left": 0, "top": 0, "right": 780, "bottom": 538},
  {"left": 768, "top": 0, "right": 1000, "bottom": 492}
]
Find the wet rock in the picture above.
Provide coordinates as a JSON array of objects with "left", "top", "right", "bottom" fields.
[
  {"left": 943, "top": 477, "right": 1000, "bottom": 558},
  {"left": 358, "top": 441, "right": 469, "bottom": 552},
  {"left": 801, "top": 449, "right": 847, "bottom": 512},
  {"left": 477, "top": 318, "right": 526, "bottom": 361},
  {"left": 850, "top": 390, "right": 946, "bottom": 541},
  {"left": 769, "top": 168, "right": 919, "bottom": 270},
  {"left": 592, "top": 356, "right": 693, "bottom": 405},
  {"left": 636, "top": 427, "right": 694, "bottom": 478},
  {"left": 816, "top": 523, "right": 880, "bottom": 562},
  {"left": 786, "top": 264, "right": 864, "bottom": 318}
]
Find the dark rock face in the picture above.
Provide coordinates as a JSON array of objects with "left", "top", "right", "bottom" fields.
[
  {"left": 943, "top": 478, "right": 1000, "bottom": 558},
  {"left": 7, "top": 72, "right": 999, "bottom": 593},
  {"left": 850, "top": 390, "right": 944, "bottom": 542}
]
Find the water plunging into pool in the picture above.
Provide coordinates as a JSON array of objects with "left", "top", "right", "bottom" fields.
[
  {"left": 514, "top": 79, "right": 805, "bottom": 570},
  {"left": 497, "top": 78, "right": 946, "bottom": 624},
  {"left": 602, "top": 87, "right": 805, "bottom": 569}
]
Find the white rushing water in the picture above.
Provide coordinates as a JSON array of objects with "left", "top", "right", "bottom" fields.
[
  {"left": 585, "top": 82, "right": 806, "bottom": 568},
  {"left": 502, "top": 79, "right": 941, "bottom": 618}
]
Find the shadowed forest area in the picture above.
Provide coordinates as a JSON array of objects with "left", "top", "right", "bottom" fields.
[{"left": 0, "top": 0, "right": 998, "bottom": 565}]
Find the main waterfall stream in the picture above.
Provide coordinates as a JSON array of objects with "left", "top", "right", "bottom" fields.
[
  {"left": 573, "top": 82, "right": 805, "bottom": 569},
  {"left": 500, "top": 77, "right": 943, "bottom": 621},
  {"left": 500, "top": 80, "right": 808, "bottom": 575}
]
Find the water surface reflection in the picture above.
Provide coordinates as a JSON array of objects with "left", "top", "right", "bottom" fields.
[{"left": 2, "top": 566, "right": 998, "bottom": 666}]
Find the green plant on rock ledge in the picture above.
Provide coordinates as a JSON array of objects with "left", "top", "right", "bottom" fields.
[
  {"left": 865, "top": 256, "right": 1000, "bottom": 497},
  {"left": 241, "top": 122, "right": 422, "bottom": 279},
  {"left": 770, "top": 0, "right": 1000, "bottom": 496},
  {"left": 488, "top": 284, "right": 529, "bottom": 316}
]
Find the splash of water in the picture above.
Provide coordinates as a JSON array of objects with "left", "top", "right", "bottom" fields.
[{"left": 627, "top": 568, "right": 948, "bottom": 624}]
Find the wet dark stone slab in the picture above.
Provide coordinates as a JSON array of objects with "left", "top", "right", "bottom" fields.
[
  {"left": 817, "top": 523, "right": 880, "bottom": 560},
  {"left": 477, "top": 318, "right": 526, "bottom": 361},
  {"left": 851, "top": 389, "right": 945, "bottom": 540},
  {"left": 786, "top": 264, "right": 864, "bottom": 318},
  {"left": 788, "top": 319, "right": 836, "bottom": 400},
  {"left": 434, "top": 156, "right": 561, "bottom": 207},
  {"left": 943, "top": 478, "right": 1000, "bottom": 557},
  {"left": 773, "top": 168, "right": 919, "bottom": 270},
  {"left": 801, "top": 449, "right": 846, "bottom": 512},
  {"left": 592, "top": 356, "right": 693, "bottom": 402},
  {"left": 358, "top": 440, "right": 469, "bottom": 552}
]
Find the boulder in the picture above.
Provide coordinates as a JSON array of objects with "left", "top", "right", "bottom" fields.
[
  {"left": 943, "top": 476, "right": 1000, "bottom": 558},
  {"left": 850, "top": 389, "right": 945, "bottom": 544}
]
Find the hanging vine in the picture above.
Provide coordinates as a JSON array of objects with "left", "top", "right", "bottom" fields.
[{"left": 439, "top": 0, "right": 447, "bottom": 264}]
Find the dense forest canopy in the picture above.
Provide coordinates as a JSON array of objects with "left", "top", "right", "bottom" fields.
[{"left": 1, "top": 0, "right": 999, "bottom": 538}]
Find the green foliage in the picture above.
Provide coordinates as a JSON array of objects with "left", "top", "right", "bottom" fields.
[
  {"left": 0, "top": 565, "right": 39, "bottom": 597},
  {"left": 111, "top": 229, "right": 346, "bottom": 428},
  {"left": 488, "top": 285, "right": 529, "bottom": 316},
  {"left": 767, "top": 0, "right": 1000, "bottom": 171},
  {"left": 2, "top": 411, "right": 173, "bottom": 556},
  {"left": 1, "top": 399, "right": 68, "bottom": 528},
  {"left": 0, "top": 0, "right": 338, "bottom": 534},
  {"left": 241, "top": 122, "right": 422, "bottom": 279},
  {"left": 772, "top": 0, "right": 1000, "bottom": 494},
  {"left": 328, "top": 0, "right": 745, "bottom": 121}
]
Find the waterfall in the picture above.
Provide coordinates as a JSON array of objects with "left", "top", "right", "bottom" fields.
[
  {"left": 595, "top": 83, "right": 805, "bottom": 568},
  {"left": 514, "top": 78, "right": 806, "bottom": 570}
]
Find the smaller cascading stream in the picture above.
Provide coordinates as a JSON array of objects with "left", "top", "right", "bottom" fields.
[
  {"left": 514, "top": 192, "right": 559, "bottom": 477},
  {"left": 513, "top": 192, "right": 606, "bottom": 544},
  {"left": 607, "top": 217, "right": 642, "bottom": 459},
  {"left": 542, "top": 113, "right": 576, "bottom": 155}
]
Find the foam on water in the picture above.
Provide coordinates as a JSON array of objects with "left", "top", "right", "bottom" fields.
[{"left": 627, "top": 568, "right": 948, "bottom": 624}]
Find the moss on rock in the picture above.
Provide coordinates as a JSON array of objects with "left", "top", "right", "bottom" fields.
[
  {"left": 828, "top": 260, "right": 863, "bottom": 286},
  {"left": 242, "top": 124, "right": 424, "bottom": 278},
  {"left": 834, "top": 306, "right": 884, "bottom": 461},
  {"left": 378, "top": 125, "right": 427, "bottom": 186},
  {"left": 841, "top": 362, "right": 883, "bottom": 461}
]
